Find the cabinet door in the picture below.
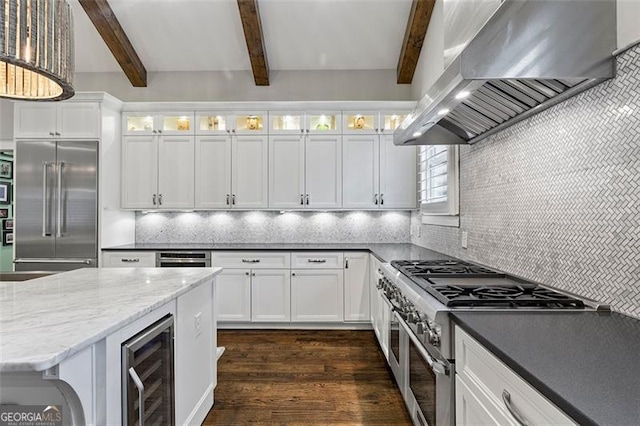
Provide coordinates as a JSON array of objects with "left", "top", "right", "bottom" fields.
[
  {"left": 342, "top": 135, "right": 379, "bottom": 209},
  {"left": 379, "top": 135, "right": 416, "bottom": 209},
  {"left": 291, "top": 269, "right": 344, "bottom": 322},
  {"left": 195, "top": 136, "right": 232, "bottom": 208},
  {"left": 122, "top": 136, "right": 158, "bottom": 209},
  {"left": 216, "top": 269, "right": 252, "bottom": 322},
  {"left": 269, "top": 135, "right": 305, "bottom": 208},
  {"left": 305, "top": 135, "right": 342, "bottom": 209},
  {"left": 58, "top": 102, "right": 101, "bottom": 138},
  {"left": 233, "top": 112, "right": 267, "bottom": 134},
  {"left": 14, "top": 103, "right": 57, "bottom": 138},
  {"left": 455, "top": 376, "right": 510, "bottom": 426},
  {"left": 123, "top": 112, "right": 157, "bottom": 136},
  {"left": 195, "top": 112, "right": 232, "bottom": 135},
  {"left": 158, "top": 136, "right": 195, "bottom": 208},
  {"left": 344, "top": 252, "right": 370, "bottom": 322},
  {"left": 252, "top": 270, "right": 291, "bottom": 322},
  {"left": 159, "top": 112, "right": 195, "bottom": 136},
  {"left": 343, "top": 112, "right": 378, "bottom": 134},
  {"left": 232, "top": 136, "right": 268, "bottom": 208}
]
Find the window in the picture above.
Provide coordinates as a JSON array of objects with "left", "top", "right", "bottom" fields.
[{"left": 418, "top": 145, "right": 459, "bottom": 226}]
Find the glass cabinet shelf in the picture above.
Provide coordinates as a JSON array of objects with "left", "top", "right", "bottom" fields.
[
  {"left": 308, "top": 114, "right": 339, "bottom": 132},
  {"left": 345, "top": 113, "right": 376, "bottom": 132},
  {"left": 127, "top": 116, "right": 154, "bottom": 133},
  {"left": 163, "top": 115, "right": 192, "bottom": 132},
  {"left": 270, "top": 113, "right": 302, "bottom": 132},
  {"left": 235, "top": 113, "right": 265, "bottom": 132},
  {"left": 198, "top": 114, "right": 227, "bottom": 132}
]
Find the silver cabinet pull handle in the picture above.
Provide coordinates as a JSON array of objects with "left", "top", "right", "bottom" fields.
[
  {"left": 292, "top": 272, "right": 296, "bottom": 276},
  {"left": 252, "top": 272, "right": 256, "bottom": 276},
  {"left": 241, "top": 259, "right": 260, "bottom": 263},
  {"left": 14, "top": 258, "right": 92, "bottom": 265},
  {"left": 56, "top": 162, "right": 64, "bottom": 238},
  {"left": 152, "top": 194, "right": 157, "bottom": 206},
  {"left": 345, "top": 257, "right": 349, "bottom": 269},
  {"left": 42, "top": 162, "right": 51, "bottom": 237},
  {"left": 380, "top": 193, "right": 384, "bottom": 205},
  {"left": 55, "top": 132, "right": 60, "bottom": 136},
  {"left": 308, "top": 259, "right": 326, "bottom": 263},
  {"left": 502, "top": 390, "right": 531, "bottom": 426},
  {"left": 375, "top": 128, "right": 379, "bottom": 133},
  {"left": 121, "top": 258, "right": 140, "bottom": 263},
  {"left": 226, "top": 194, "right": 230, "bottom": 205},
  {"left": 300, "top": 194, "right": 304, "bottom": 205},
  {"left": 374, "top": 194, "right": 378, "bottom": 205},
  {"left": 305, "top": 194, "right": 309, "bottom": 205},
  {"left": 232, "top": 194, "right": 236, "bottom": 205},
  {"left": 157, "top": 129, "right": 163, "bottom": 134},
  {"left": 128, "top": 367, "right": 145, "bottom": 426},
  {"left": 245, "top": 271, "right": 250, "bottom": 276},
  {"left": 158, "top": 194, "right": 163, "bottom": 205},
  {"left": 152, "top": 129, "right": 157, "bottom": 134}
]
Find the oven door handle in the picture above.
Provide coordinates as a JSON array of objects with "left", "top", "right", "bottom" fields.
[{"left": 399, "top": 316, "right": 450, "bottom": 376}]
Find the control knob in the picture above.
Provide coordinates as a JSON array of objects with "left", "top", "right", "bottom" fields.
[{"left": 427, "top": 329, "right": 440, "bottom": 347}]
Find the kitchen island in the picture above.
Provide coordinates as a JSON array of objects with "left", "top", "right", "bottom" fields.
[{"left": 0, "top": 267, "right": 221, "bottom": 425}]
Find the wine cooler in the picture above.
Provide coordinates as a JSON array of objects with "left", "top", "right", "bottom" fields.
[{"left": 122, "top": 315, "right": 175, "bottom": 426}]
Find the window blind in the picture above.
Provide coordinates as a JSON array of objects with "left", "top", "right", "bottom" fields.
[{"left": 418, "top": 145, "right": 449, "bottom": 206}]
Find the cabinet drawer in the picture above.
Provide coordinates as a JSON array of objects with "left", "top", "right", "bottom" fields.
[
  {"left": 291, "top": 252, "right": 344, "bottom": 269},
  {"left": 102, "top": 251, "right": 157, "bottom": 268},
  {"left": 212, "top": 251, "right": 290, "bottom": 269},
  {"left": 455, "top": 326, "right": 576, "bottom": 425}
]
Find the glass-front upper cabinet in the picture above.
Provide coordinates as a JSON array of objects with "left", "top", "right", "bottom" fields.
[
  {"left": 380, "top": 112, "right": 408, "bottom": 135},
  {"left": 269, "top": 112, "right": 303, "bottom": 134},
  {"left": 234, "top": 112, "right": 267, "bottom": 134},
  {"left": 343, "top": 112, "right": 378, "bottom": 134},
  {"left": 195, "top": 112, "right": 231, "bottom": 135},
  {"left": 305, "top": 112, "right": 341, "bottom": 134},
  {"left": 123, "top": 112, "right": 194, "bottom": 135}
]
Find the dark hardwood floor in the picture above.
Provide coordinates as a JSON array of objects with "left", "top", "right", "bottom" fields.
[{"left": 203, "top": 330, "right": 413, "bottom": 425}]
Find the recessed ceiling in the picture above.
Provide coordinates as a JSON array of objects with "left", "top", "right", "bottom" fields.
[{"left": 69, "top": 0, "right": 413, "bottom": 73}]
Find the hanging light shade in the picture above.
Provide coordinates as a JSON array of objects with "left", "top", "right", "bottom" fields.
[{"left": 0, "top": 0, "right": 74, "bottom": 101}]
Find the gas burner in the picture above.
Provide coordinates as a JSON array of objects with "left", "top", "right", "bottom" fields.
[
  {"left": 391, "top": 260, "right": 504, "bottom": 278},
  {"left": 472, "top": 286, "right": 525, "bottom": 299}
]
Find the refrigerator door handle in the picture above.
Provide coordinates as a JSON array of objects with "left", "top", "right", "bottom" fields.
[
  {"left": 56, "top": 162, "right": 64, "bottom": 238},
  {"left": 42, "top": 162, "right": 51, "bottom": 237},
  {"left": 14, "top": 258, "right": 94, "bottom": 265}
]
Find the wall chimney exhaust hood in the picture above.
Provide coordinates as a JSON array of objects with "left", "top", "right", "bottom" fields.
[{"left": 395, "top": 0, "right": 616, "bottom": 146}]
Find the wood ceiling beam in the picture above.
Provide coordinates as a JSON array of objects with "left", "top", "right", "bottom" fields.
[
  {"left": 237, "top": 0, "right": 270, "bottom": 86},
  {"left": 78, "top": 0, "right": 147, "bottom": 87},
  {"left": 397, "top": 0, "right": 436, "bottom": 84}
]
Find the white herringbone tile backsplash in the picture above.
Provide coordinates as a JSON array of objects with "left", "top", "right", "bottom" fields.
[{"left": 412, "top": 46, "right": 640, "bottom": 319}]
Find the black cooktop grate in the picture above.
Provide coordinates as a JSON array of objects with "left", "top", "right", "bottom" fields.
[{"left": 391, "top": 259, "right": 505, "bottom": 278}]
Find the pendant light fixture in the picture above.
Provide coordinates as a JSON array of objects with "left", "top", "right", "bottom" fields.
[{"left": 0, "top": 0, "right": 75, "bottom": 101}]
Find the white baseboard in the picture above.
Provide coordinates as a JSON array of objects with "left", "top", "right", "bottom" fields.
[{"left": 183, "top": 383, "right": 214, "bottom": 426}]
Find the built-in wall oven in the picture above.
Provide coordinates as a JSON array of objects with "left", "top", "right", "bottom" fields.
[{"left": 156, "top": 251, "right": 211, "bottom": 268}]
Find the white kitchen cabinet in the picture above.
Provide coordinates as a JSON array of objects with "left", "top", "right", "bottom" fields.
[
  {"left": 305, "top": 135, "right": 342, "bottom": 209},
  {"left": 291, "top": 269, "right": 344, "bottom": 322},
  {"left": 195, "top": 135, "right": 232, "bottom": 208},
  {"left": 343, "top": 111, "right": 379, "bottom": 134},
  {"left": 343, "top": 135, "right": 380, "bottom": 209},
  {"left": 455, "top": 326, "right": 577, "bottom": 426},
  {"left": 216, "top": 269, "right": 252, "bottom": 322},
  {"left": 121, "top": 135, "right": 195, "bottom": 209},
  {"left": 343, "top": 252, "right": 370, "bottom": 322},
  {"left": 291, "top": 252, "right": 344, "bottom": 269},
  {"left": 269, "top": 111, "right": 304, "bottom": 134},
  {"left": 232, "top": 112, "right": 267, "bottom": 135},
  {"left": 251, "top": 269, "right": 291, "bottom": 322},
  {"left": 232, "top": 136, "right": 269, "bottom": 208},
  {"left": 102, "top": 251, "right": 157, "bottom": 267},
  {"left": 305, "top": 111, "right": 342, "bottom": 134},
  {"left": 269, "top": 135, "right": 305, "bottom": 208},
  {"left": 195, "top": 112, "right": 233, "bottom": 135},
  {"left": 269, "top": 134, "right": 342, "bottom": 209},
  {"left": 343, "top": 133, "right": 416, "bottom": 210},
  {"left": 212, "top": 251, "right": 291, "bottom": 269},
  {"left": 14, "top": 102, "right": 100, "bottom": 139}
]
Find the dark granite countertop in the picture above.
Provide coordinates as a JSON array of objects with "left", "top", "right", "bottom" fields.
[
  {"left": 451, "top": 311, "right": 640, "bottom": 426},
  {"left": 102, "top": 243, "right": 451, "bottom": 263}
]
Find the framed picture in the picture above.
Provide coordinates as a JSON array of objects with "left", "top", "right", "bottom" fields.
[
  {"left": 0, "top": 160, "right": 12, "bottom": 179},
  {"left": 2, "top": 231, "right": 12, "bottom": 246},
  {"left": 0, "top": 181, "right": 10, "bottom": 205},
  {"left": 0, "top": 208, "right": 7, "bottom": 218},
  {"left": 2, "top": 219, "right": 12, "bottom": 231}
]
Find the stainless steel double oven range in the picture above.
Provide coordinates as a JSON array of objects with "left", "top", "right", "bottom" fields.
[{"left": 375, "top": 259, "right": 606, "bottom": 426}]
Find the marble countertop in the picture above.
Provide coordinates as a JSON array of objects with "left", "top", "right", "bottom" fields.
[
  {"left": 451, "top": 311, "right": 640, "bottom": 426},
  {"left": 102, "top": 243, "right": 452, "bottom": 263},
  {"left": 0, "top": 267, "right": 221, "bottom": 372}
]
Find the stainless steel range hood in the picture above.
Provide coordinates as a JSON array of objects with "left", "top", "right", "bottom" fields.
[{"left": 395, "top": 0, "right": 616, "bottom": 146}]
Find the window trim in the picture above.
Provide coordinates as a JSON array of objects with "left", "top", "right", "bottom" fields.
[{"left": 419, "top": 145, "right": 460, "bottom": 227}]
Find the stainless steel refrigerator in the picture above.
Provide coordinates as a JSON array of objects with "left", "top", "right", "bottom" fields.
[{"left": 15, "top": 140, "right": 98, "bottom": 271}]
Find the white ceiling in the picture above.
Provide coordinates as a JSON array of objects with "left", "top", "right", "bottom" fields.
[{"left": 69, "top": 0, "right": 413, "bottom": 73}]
